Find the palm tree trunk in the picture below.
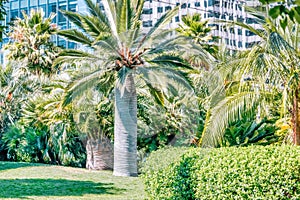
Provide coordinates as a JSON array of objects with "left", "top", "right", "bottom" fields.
[
  {"left": 292, "top": 88, "right": 300, "bottom": 145},
  {"left": 113, "top": 73, "right": 138, "bottom": 177},
  {"left": 86, "top": 136, "right": 113, "bottom": 170}
]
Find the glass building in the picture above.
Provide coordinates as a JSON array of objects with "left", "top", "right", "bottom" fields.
[
  {"left": 1, "top": 0, "right": 94, "bottom": 48},
  {"left": 1, "top": 0, "right": 262, "bottom": 56}
]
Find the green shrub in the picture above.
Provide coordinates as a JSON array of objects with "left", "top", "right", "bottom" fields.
[
  {"left": 141, "top": 147, "right": 190, "bottom": 199},
  {"left": 143, "top": 145, "right": 300, "bottom": 200}
]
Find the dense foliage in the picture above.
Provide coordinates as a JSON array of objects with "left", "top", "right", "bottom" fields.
[{"left": 143, "top": 146, "right": 300, "bottom": 199}]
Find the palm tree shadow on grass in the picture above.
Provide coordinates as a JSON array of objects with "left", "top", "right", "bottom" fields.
[
  {"left": 0, "top": 178, "right": 124, "bottom": 198},
  {"left": 0, "top": 162, "right": 42, "bottom": 171}
]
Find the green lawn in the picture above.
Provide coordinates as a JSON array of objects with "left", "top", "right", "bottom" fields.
[{"left": 0, "top": 161, "right": 145, "bottom": 200}]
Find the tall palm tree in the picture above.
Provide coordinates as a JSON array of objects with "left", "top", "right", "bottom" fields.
[
  {"left": 201, "top": 8, "right": 300, "bottom": 147},
  {"left": 55, "top": 0, "right": 206, "bottom": 176}
]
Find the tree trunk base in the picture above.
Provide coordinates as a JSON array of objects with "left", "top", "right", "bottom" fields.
[{"left": 86, "top": 137, "right": 113, "bottom": 170}]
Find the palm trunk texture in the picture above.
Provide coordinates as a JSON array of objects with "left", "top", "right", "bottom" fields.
[
  {"left": 292, "top": 89, "right": 300, "bottom": 145},
  {"left": 113, "top": 73, "right": 138, "bottom": 177},
  {"left": 86, "top": 136, "right": 113, "bottom": 170}
]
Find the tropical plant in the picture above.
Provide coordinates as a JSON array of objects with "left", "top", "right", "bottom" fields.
[
  {"left": 15, "top": 90, "right": 86, "bottom": 167},
  {"left": 4, "top": 9, "right": 60, "bottom": 76},
  {"left": 259, "top": 0, "right": 300, "bottom": 28},
  {"left": 201, "top": 8, "right": 300, "bottom": 147},
  {"left": 55, "top": 0, "right": 207, "bottom": 176},
  {"left": 176, "top": 13, "right": 219, "bottom": 55}
]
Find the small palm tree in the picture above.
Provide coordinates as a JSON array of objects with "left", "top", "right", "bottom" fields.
[
  {"left": 201, "top": 8, "right": 300, "bottom": 147},
  {"left": 176, "top": 13, "right": 219, "bottom": 55},
  {"left": 4, "top": 9, "right": 60, "bottom": 77},
  {"left": 55, "top": 0, "right": 205, "bottom": 176}
]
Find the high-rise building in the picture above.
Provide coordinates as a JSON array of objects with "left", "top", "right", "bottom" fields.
[
  {"left": 141, "top": 0, "right": 262, "bottom": 50},
  {"left": 1, "top": 0, "right": 90, "bottom": 49},
  {"left": 1, "top": 0, "right": 262, "bottom": 55}
]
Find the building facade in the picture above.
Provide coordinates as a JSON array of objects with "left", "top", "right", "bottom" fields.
[
  {"left": 2, "top": 0, "right": 89, "bottom": 49},
  {"left": 141, "top": 0, "right": 262, "bottom": 50},
  {"left": 1, "top": 0, "right": 262, "bottom": 53}
]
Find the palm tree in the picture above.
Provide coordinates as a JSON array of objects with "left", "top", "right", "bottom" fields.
[
  {"left": 176, "top": 13, "right": 219, "bottom": 55},
  {"left": 4, "top": 9, "right": 60, "bottom": 77},
  {"left": 55, "top": 0, "right": 205, "bottom": 176},
  {"left": 201, "top": 8, "right": 300, "bottom": 147}
]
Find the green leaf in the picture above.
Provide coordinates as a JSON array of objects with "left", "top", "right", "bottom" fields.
[
  {"left": 269, "top": 6, "right": 281, "bottom": 19},
  {"left": 58, "top": 29, "right": 93, "bottom": 46},
  {"left": 280, "top": 16, "right": 288, "bottom": 30}
]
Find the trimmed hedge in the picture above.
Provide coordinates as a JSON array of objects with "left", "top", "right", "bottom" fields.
[
  {"left": 141, "top": 147, "right": 190, "bottom": 199},
  {"left": 142, "top": 145, "right": 300, "bottom": 200}
]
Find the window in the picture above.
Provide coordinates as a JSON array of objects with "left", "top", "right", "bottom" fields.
[
  {"left": 157, "top": 7, "right": 163, "bottom": 13},
  {"left": 246, "top": 18, "right": 257, "bottom": 24},
  {"left": 175, "top": 16, "right": 179, "bottom": 22},
  {"left": 69, "top": 4, "right": 77, "bottom": 12},
  {"left": 245, "top": 30, "right": 255, "bottom": 36},
  {"left": 143, "top": 20, "right": 152, "bottom": 27},
  {"left": 195, "top": 2, "right": 200, "bottom": 7},
  {"left": 238, "top": 29, "right": 242, "bottom": 35},
  {"left": 181, "top": 3, "right": 187, "bottom": 8},
  {"left": 30, "top": 0, "right": 38, "bottom": 6},
  {"left": 68, "top": 42, "right": 76, "bottom": 49},
  {"left": 58, "top": 5, "right": 67, "bottom": 23},
  {"left": 165, "top": 6, "right": 172, "bottom": 11},
  {"left": 237, "top": 16, "right": 243, "bottom": 22},
  {"left": 142, "top": 8, "right": 152, "bottom": 15},
  {"left": 238, "top": 41, "right": 242, "bottom": 48},
  {"left": 20, "top": 0, "right": 28, "bottom": 8},
  {"left": 10, "top": 10, "right": 19, "bottom": 21},
  {"left": 58, "top": 39, "right": 66, "bottom": 48},
  {"left": 49, "top": 3, "right": 57, "bottom": 13}
]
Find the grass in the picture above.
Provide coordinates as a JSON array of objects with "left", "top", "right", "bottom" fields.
[{"left": 0, "top": 161, "right": 145, "bottom": 200}]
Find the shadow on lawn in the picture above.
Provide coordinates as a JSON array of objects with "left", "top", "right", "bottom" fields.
[
  {"left": 0, "top": 178, "right": 124, "bottom": 198},
  {"left": 0, "top": 161, "right": 41, "bottom": 171}
]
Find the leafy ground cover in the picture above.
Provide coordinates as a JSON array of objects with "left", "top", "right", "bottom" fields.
[{"left": 0, "top": 161, "right": 145, "bottom": 200}]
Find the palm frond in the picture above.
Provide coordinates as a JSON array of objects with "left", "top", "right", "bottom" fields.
[
  {"left": 81, "top": 15, "right": 109, "bottom": 38},
  {"left": 60, "top": 10, "right": 84, "bottom": 30},
  {"left": 63, "top": 68, "right": 112, "bottom": 106},
  {"left": 136, "top": 6, "right": 179, "bottom": 51},
  {"left": 84, "top": 0, "right": 108, "bottom": 24},
  {"left": 102, "top": 0, "right": 121, "bottom": 48},
  {"left": 53, "top": 50, "right": 100, "bottom": 66},
  {"left": 137, "top": 66, "right": 193, "bottom": 94},
  {"left": 200, "top": 91, "right": 261, "bottom": 148},
  {"left": 58, "top": 29, "right": 93, "bottom": 46},
  {"left": 148, "top": 55, "right": 192, "bottom": 69},
  {"left": 116, "top": 0, "right": 133, "bottom": 33}
]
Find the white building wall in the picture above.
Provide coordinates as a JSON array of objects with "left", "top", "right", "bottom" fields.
[{"left": 141, "top": 0, "right": 262, "bottom": 51}]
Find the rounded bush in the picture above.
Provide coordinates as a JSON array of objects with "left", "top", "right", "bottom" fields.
[{"left": 143, "top": 145, "right": 300, "bottom": 200}]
